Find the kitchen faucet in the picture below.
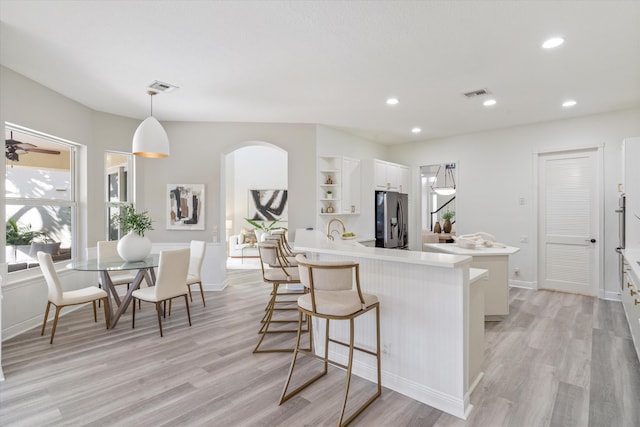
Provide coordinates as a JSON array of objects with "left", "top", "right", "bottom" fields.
[{"left": 326, "top": 218, "right": 346, "bottom": 240}]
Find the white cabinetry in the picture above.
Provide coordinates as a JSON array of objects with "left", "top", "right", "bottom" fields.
[
  {"left": 374, "top": 159, "right": 410, "bottom": 193},
  {"left": 318, "top": 156, "right": 361, "bottom": 216},
  {"left": 621, "top": 252, "right": 640, "bottom": 362}
]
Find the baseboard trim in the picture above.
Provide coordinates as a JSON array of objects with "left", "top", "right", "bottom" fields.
[{"left": 509, "top": 279, "right": 537, "bottom": 290}]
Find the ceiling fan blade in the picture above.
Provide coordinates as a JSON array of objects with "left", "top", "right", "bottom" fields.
[
  {"left": 7, "top": 141, "right": 38, "bottom": 149},
  {"left": 24, "top": 148, "right": 61, "bottom": 155}
]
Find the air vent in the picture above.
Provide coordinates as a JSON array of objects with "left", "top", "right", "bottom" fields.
[
  {"left": 148, "top": 80, "right": 179, "bottom": 93},
  {"left": 463, "top": 88, "right": 491, "bottom": 98}
]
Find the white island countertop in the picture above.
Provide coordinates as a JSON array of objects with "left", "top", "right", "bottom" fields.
[
  {"left": 424, "top": 243, "right": 520, "bottom": 256},
  {"left": 295, "top": 229, "right": 471, "bottom": 268}
]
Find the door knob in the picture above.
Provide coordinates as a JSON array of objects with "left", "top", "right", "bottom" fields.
[{"left": 587, "top": 238, "right": 596, "bottom": 243}]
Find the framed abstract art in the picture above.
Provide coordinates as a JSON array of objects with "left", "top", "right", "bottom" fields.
[{"left": 167, "top": 184, "right": 205, "bottom": 230}]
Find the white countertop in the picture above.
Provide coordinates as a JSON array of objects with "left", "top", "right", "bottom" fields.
[
  {"left": 425, "top": 243, "right": 521, "bottom": 256},
  {"left": 469, "top": 267, "right": 489, "bottom": 284},
  {"left": 295, "top": 229, "right": 472, "bottom": 268}
]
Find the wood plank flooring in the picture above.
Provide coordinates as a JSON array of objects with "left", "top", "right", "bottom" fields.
[{"left": 1, "top": 269, "right": 639, "bottom": 426}]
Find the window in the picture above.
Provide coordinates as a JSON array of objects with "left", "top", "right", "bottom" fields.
[
  {"left": 5, "top": 124, "right": 77, "bottom": 273},
  {"left": 105, "top": 151, "right": 133, "bottom": 240}
]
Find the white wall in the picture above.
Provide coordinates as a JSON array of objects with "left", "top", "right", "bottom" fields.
[{"left": 390, "top": 108, "right": 640, "bottom": 296}]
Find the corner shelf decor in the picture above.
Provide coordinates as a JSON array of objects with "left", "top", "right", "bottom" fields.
[{"left": 318, "top": 155, "right": 361, "bottom": 216}]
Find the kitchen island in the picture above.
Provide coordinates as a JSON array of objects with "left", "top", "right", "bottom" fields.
[
  {"left": 294, "top": 229, "right": 487, "bottom": 419},
  {"left": 424, "top": 243, "right": 520, "bottom": 320}
]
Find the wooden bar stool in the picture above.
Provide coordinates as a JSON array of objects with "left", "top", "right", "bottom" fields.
[{"left": 279, "top": 254, "right": 381, "bottom": 426}]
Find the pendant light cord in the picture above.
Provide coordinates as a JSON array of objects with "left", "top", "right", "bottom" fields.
[{"left": 147, "top": 90, "right": 157, "bottom": 117}]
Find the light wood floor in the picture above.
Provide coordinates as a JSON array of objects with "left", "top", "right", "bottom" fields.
[{"left": 1, "top": 269, "right": 639, "bottom": 426}]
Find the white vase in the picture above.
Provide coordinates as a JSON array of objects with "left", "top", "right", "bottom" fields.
[{"left": 117, "top": 231, "right": 152, "bottom": 262}]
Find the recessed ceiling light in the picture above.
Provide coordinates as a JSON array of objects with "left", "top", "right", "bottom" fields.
[
  {"left": 483, "top": 99, "right": 497, "bottom": 106},
  {"left": 562, "top": 100, "right": 577, "bottom": 107},
  {"left": 542, "top": 37, "right": 565, "bottom": 49},
  {"left": 411, "top": 127, "right": 422, "bottom": 134},
  {"left": 386, "top": 98, "right": 399, "bottom": 105}
]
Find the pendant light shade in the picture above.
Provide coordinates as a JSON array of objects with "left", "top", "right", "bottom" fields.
[
  {"left": 132, "top": 91, "right": 170, "bottom": 158},
  {"left": 431, "top": 163, "right": 456, "bottom": 196}
]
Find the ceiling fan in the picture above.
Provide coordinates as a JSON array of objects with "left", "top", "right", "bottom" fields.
[{"left": 5, "top": 131, "right": 61, "bottom": 162}]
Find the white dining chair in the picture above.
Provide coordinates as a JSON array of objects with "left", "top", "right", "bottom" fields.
[
  {"left": 186, "top": 240, "right": 207, "bottom": 306},
  {"left": 131, "top": 248, "right": 191, "bottom": 337},
  {"left": 38, "top": 251, "right": 109, "bottom": 344}
]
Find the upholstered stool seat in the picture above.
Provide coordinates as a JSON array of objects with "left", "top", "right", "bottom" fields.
[{"left": 297, "top": 290, "right": 377, "bottom": 316}]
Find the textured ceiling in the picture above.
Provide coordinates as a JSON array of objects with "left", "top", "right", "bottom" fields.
[{"left": 1, "top": 0, "right": 639, "bottom": 144}]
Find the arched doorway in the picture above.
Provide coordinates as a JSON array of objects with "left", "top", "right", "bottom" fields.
[{"left": 222, "top": 142, "right": 288, "bottom": 268}]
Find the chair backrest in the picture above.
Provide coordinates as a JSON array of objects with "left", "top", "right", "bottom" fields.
[
  {"left": 97, "top": 240, "right": 120, "bottom": 259},
  {"left": 188, "top": 240, "right": 207, "bottom": 278},
  {"left": 258, "top": 242, "right": 278, "bottom": 268},
  {"left": 295, "top": 254, "right": 357, "bottom": 292},
  {"left": 154, "top": 248, "right": 191, "bottom": 300},
  {"left": 37, "top": 251, "right": 64, "bottom": 305},
  {"left": 97, "top": 240, "right": 130, "bottom": 278}
]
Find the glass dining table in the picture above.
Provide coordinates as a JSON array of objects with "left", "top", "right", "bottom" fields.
[{"left": 68, "top": 254, "right": 159, "bottom": 328}]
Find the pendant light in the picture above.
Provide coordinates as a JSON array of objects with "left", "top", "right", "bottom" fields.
[
  {"left": 132, "top": 90, "right": 170, "bottom": 158},
  {"left": 431, "top": 163, "right": 456, "bottom": 196}
]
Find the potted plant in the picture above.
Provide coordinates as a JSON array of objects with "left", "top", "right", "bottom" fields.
[
  {"left": 6, "top": 219, "right": 43, "bottom": 263},
  {"left": 442, "top": 210, "right": 455, "bottom": 233},
  {"left": 114, "top": 205, "right": 154, "bottom": 262},
  {"left": 326, "top": 190, "right": 333, "bottom": 199},
  {"left": 245, "top": 218, "right": 287, "bottom": 242}
]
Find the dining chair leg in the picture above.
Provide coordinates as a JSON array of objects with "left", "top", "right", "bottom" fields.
[
  {"left": 92, "top": 301, "right": 98, "bottom": 322},
  {"left": 41, "top": 301, "right": 51, "bottom": 336},
  {"left": 188, "top": 285, "right": 193, "bottom": 302},
  {"left": 184, "top": 294, "right": 192, "bottom": 326},
  {"left": 132, "top": 297, "right": 137, "bottom": 329},
  {"left": 50, "top": 306, "right": 63, "bottom": 344},
  {"left": 155, "top": 301, "right": 164, "bottom": 337},
  {"left": 199, "top": 282, "right": 206, "bottom": 306},
  {"left": 102, "top": 297, "right": 110, "bottom": 329}
]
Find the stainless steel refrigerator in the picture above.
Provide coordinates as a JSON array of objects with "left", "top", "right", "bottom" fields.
[
  {"left": 616, "top": 193, "right": 626, "bottom": 290},
  {"left": 375, "top": 191, "right": 408, "bottom": 249}
]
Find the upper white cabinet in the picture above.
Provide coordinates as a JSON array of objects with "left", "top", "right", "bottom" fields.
[
  {"left": 318, "top": 156, "right": 361, "bottom": 215},
  {"left": 374, "top": 159, "right": 410, "bottom": 193}
]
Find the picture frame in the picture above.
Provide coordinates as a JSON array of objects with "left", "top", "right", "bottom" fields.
[
  {"left": 167, "top": 184, "right": 205, "bottom": 230},
  {"left": 247, "top": 189, "right": 288, "bottom": 222}
]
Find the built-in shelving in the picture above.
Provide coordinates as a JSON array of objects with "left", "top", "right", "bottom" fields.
[{"left": 318, "top": 155, "right": 360, "bottom": 216}]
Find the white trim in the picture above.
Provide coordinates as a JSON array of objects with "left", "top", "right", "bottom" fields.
[{"left": 509, "top": 280, "right": 537, "bottom": 290}]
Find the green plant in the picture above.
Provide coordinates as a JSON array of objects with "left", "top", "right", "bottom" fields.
[
  {"left": 115, "top": 205, "right": 153, "bottom": 236},
  {"left": 6, "top": 219, "right": 43, "bottom": 245},
  {"left": 245, "top": 218, "right": 287, "bottom": 233},
  {"left": 442, "top": 210, "right": 455, "bottom": 221}
]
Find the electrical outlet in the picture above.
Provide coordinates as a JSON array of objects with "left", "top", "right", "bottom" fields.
[
  {"left": 382, "top": 343, "right": 390, "bottom": 355},
  {"left": 514, "top": 267, "right": 520, "bottom": 276}
]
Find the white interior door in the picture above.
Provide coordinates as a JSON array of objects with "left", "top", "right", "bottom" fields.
[{"left": 538, "top": 149, "right": 600, "bottom": 295}]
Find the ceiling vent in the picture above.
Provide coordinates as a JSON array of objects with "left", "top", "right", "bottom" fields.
[
  {"left": 148, "top": 80, "right": 179, "bottom": 93},
  {"left": 463, "top": 88, "right": 491, "bottom": 98}
]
